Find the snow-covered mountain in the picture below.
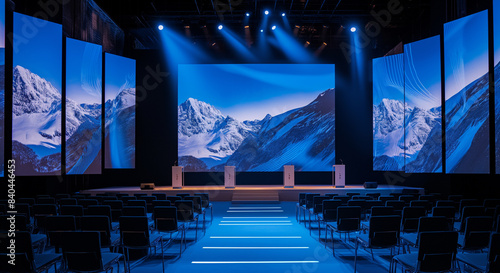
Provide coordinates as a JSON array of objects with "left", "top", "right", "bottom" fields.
[
  {"left": 496, "top": 62, "right": 500, "bottom": 173},
  {"left": 373, "top": 97, "right": 441, "bottom": 172},
  {"left": 178, "top": 98, "right": 259, "bottom": 168}
]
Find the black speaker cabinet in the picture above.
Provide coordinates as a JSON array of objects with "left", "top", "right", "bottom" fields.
[
  {"left": 140, "top": 183, "right": 155, "bottom": 190},
  {"left": 363, "top": 182, "right": 378, "bottom": 189}
]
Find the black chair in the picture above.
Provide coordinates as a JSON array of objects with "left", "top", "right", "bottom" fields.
[
  {"left": 60, "top": 205, "right": 84, "bottom": 217},
  {"left": 46, "top": 216, "right": 77, "bottom": 253},
  {"left": 0, "top": 231, "right": 62, "bottom": 273},
  {"left": 122, "top": 206, "right": 147, "bottom": 217},
  {"left": 81, "top": 216, "right": 120, "bottom": 249},
  {"left": 16, "top": 203, "right": 33, "bottom": 228},
  {"left": 392, "top": 231, "right": 459, "bottom": 273},
  {"left": 103, "top": 200, "right": 124, "bottom": 223},
  {"left": 86, "top": 205, "right": 119, "bottom": 231},
  {"left": 459, "top": 199, "right": 480, "bottom": 219},
  {"left": 410, "top": 200, "right": 431, "bottom": 211},
  {"left": 119, "top": 216, "right": 162, "bottom": 273},
  {"left": 62, "top": 231, "right": 122, "bottom": 273},
  {"left": 348, "top": 200, "right": 367, "bottom": 219},
  {"left": 354, "top": 215, "right": 401, "bottom": 272},
  {"left": 401, "top": 216, "right": 450, "bottom": 250},
  {"left": 419, "top": 195, "right": 437, "bottom": 206},
  {"left": 152, "top": 193, "right": 167, "bottom": 201},
  {"left": 78, "top": 199, "right": 99, "bottom": 209},
  {"left": 119, "top": 196, "right": 137, "bottom": 205},
  {"left": 185, "top": 196, "right": 206, "bottom": 233},
  {"left": 301, "top": 193, "right": 320, "bottom": 225},
  {"left": 154, "top": 206, "right": 185, "bottom": 257},
  {"left": 176, "top": 193, "right": 190, "bottom": 199},
  {"left": 326, "top": 206, "right": 362, "bottom": 256},
  {"left": 436, "top": 200, "right": 455, "bottom": 207},
  {"left": 58, "top": 198, "right": 77, "bottom": 206},
  {"left": 37, "top": 197, "right": 56, "bottom": 205},
  {"left": 366, "top": 193, "right": 381, "bottom": 200},
  {"left": 309, "top": 196, "right": 330, "bottom": 234},
  {"left": 194, "top": 193, "right": 213, "bottom": 223},
  {"left": 347, "top": 193, "right": 360, "bottom": 198},
  {"left": 333, "top": 196, "right": 350, "bottom": 205},
  {"left": 318, "top": 200, "right": 342, "bottom": 242},
  {"left": 458, "top": 216, "right": 493, "bottom": 252},
  {"left": 133, "top": 193, "right": 147, "bottom": 198},
  {"left": 166, "top": 196, "right": 182, "bottom": 203},
  {"left": 371, "top": 206, "right": 397, "bottom": 217},
  {"left": 365, "top": 200, "right": 384, "bottom": 216},
  {"left": 152, "top": 200, "right": 172, "bottom": 208},
  {"left": 296, "top": 193, "right": 308, "bottom": 222},
  {"left": 457, "top": 206, "right": 486, "bottom": 232},
  {"left": 352, "top": 196, "right": 372, "bottom": 201},
  {"left": 401, "top": 207, "right": 426, "bottom": 233},
  {"left": 399, "top": 195, "right": 416, "bottom": 205},
  {"left": 457, "top": 233, "right": 500, "bottom": 273},
  {"left": 32, "top": 204, "right": 58, "bottom": 233},
  {"left": 379, "top": 196, "right": 396, "bottom": 203},
  {"left": 137, "top": 196, "right": 157, "bottom": 213},
  {"left": 18, "top": 198, "right": 36, "bottom": 206},
  {"left": 115, "top": 193, "right": 129, "bottom": 198},
  {"left": 55, "top": 194, "right": 70, "bottom": 200},
  {"left": 385, "top": 200, "right": 405, "bottom": 213},
  {"left": 432, "top": 206, "right": 456, "bottom": 230},
  {"left": 325, "top": 193, "right": 339, "bottom": 198},
  {"left": 127, "top": 200, "right": 147, "bottom": 208},
  {"left": 175, "top": 200, "right": 199, "bottom": 241}
]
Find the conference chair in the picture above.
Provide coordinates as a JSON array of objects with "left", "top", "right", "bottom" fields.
[
  {"left": 318, "top": 200, "right": 342, "bottom": 242},
  {"left": 81, "top": 215, "right": 120, "bottom": 250},
  {"left": 194, "top": 193, "right": 213, "bottom": 223},
  {"left": 457, "top": 233, "right": 500, "bottom": 273},
  {"left": 458, "top": 216, "right": 494, "bottom": 252},
  {"left": 45, "top": 215, "right": 77, "bottom": 253},
  {"left": 401, "top": 207, "right": 426, "bottom": 233},
  {"left": 400, "top": 216, "right": 450, "bottom": 252},
  {"left": 326, "top": 206, "right": 362, "bottom": 256},
  {"left": 154, "top": 206, "right": 185, "bottom": 258}
]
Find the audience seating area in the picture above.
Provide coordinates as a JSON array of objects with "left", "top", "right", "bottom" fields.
[{"left": 0, "top": 192, "right": 213, "bottom": 272}]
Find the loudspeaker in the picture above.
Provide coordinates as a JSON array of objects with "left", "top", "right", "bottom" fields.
[
  {"left": 363, "top": 182, "right": 378, "bottom": 189},
  {"left": 140, "top": 183, "right": 155, "bottom": 190}
]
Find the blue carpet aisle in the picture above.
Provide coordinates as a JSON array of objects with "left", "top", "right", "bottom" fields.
[{"left": 132, "top": 201, "right": 392, "bottom": 273}]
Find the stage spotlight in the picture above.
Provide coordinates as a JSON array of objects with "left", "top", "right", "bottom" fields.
[
  {"left": 271, "top": 25, "right": 276, "bottom": 30},
  {"left": 282, "top": 13, "right": 286, "bottom": 17},
  {"left": 264, "top": 10, "right": 269, "bottom": 15},
  {"left": 350, "top": 27, "right": 357, "bottom": 32},
  {"left": 260, "top": 29, "right": 264, "bottom": 33},
  {"left": 218, "top": 25, "right": 223, "bottom": 30},
  {"left": 158, "top": 25, "right": 164, "bottom": 31},
  {"left": 246, "top": 12, "right": 250, "bottom": 17}
]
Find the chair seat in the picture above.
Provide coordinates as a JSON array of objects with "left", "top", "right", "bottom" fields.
[
  {"left": 356, "top": 233, "right": 370, "bottom": 247},
  {"left": 34, "top": 254, "right": 62, "bottom": 269},
  {"left": 111, "top": 222, "right": 120, "bottom": 231},
  {"left": 456, "top": 253, "right": 487, "bottom": 271},
  {"left": 401, "top": 233, "right": 418, "bottom": 247},
  {"left": 31, "top": 234, "right": 47, "bottom": 245},
  {"left": 393, "top": 253, "right": 417, "bottom": 270},
  {"left": 110, "top": 234, "right": 120, "bottom": 245},
  {"left": 101, "top": 253, "right": 123, "bottom": 268},
  {"left": 150, "top": 233, "right": 163, "bottom": 245}
]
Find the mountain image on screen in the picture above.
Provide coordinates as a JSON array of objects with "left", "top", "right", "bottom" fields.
[
  {"left": 104, "top": 88, "right": 136, "bottom": 168},
  {"left": 444, "top": 66, "right": 490, "bottom": 173},
  {"left": 12, "top": 65, "right": 61, "bottom": 175},
  {"left": 496, "top": 61, "right": 500, "bottom": 173},
  {"left": 0, "top": 51, "right": 4, "bottom": 177},
  {"left": 66, "top": 99, "right": 102, "bottom": 174},
  {"left": 178, "top": 88, "right": 335, "bottom": 172}
]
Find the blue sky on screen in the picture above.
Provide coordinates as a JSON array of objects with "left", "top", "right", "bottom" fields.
[
  {"left": 373, "top": 54, "right": 404, "bottom": 106},
  {"left": 105, "top": 53, "right": 136, "bottom": 101},
  {"left": 444, "top": 10, "right": 488, "bottom": 100},
  {"left": 13, "top": 12, "right": 62, "bottom": 92},
  {"left": 66, "top": 38, "right": 102, "bottom": 104},
  {"left": 404, "top": 35, "right": 441, "bottom": 109},
  {"left": 178, "top": 64, "right": 335, "bottom": 121}
]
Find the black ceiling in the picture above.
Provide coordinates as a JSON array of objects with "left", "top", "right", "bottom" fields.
[{"left": 92, "top": 0, "right": 490, "bottom": 52}]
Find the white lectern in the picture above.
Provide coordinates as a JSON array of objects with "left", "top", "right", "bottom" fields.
[
  {"left": 332, "top": 165, "right": 345, "bottom": 188},
  {"left": 284, "top": 165, "right": 295, "bottom": 188},
  {"left": 172, "top": 166, "right": 184, "bottom": 189},
  {"left": 224, "top": 166, "right": 236, "bottom": 188}
]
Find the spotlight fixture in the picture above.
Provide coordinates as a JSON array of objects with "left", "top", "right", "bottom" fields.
[
  {"left": 282, "top": 13, "right": 286, "bottom": 17},
  {"left": 244, "top": 25, "right": 250, "bottom": 29},
  {"left": 246, "top": 12, "right": 250, "bottom": 17},
  {"left": 350, "top": 27, "right": 357, "bottom": 32},
  {"left": 260, "top": 29, "right": 264, "bottom": 33},
  {"left": 271, "top": 25, "right": 276, "bottom": 30},
  {"left": 323, "top": 42, "right": 327, "bottom": 46},
  {"left": 218, "top": 25, "right": 223, "bottom": 30},
  {"left": 264, "top": 10, "right": 269, "bottom": 15},
  {"left": 158, "top": 25, "right": 164, "bottom": 31}
]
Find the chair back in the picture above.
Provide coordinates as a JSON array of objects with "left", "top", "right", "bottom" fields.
[
  {"left": 59, "top": 198, "right": 77, "bottom": 206},
  {"left": 417, "top": 231, "right": 458, "bottom": 272},
  {"left": 18, "top": 198, "right": 35, "bottom": 206},
  {"left": 167, "top": 196, "right": 182, "bottom": 203},
  {"left": 62, "top": 231, "right": 104, "bottom": 272},
  {"left": 0, "top": 231, "right": 35, "bottom": 261},
  {"left": 305, "top": 194, "right": 320, "bottom": 209},
  {"left": 378, "top": 196, "right": 396, "bottom": 203},
  {"left": 194, "top": 193, "right": 210, "bottom": 208},
  {"left": 46, "top": 216, "right": 77, "bottom": 249},
  {"left": 119, "top": 196, "right": 137, "bottom": 205},
  {"left": 120, "top": 216, "right": 150, "bottom": 247},
  {"left": 401, "top": 207, "right": 426, "bottom": 233},
  {"left": 122, "top": 206, "right": 147, "bottom": 217},
  {"left": 385, "top": 200, "right": 405, "bottom": 211},
  {"left": 81, "top": 216, "right": 112, "bottom": 247},
  {"left": 154, "top": 206, "right": 179, "bottom": 232},
  {"left": 0, "top": 215, "right": 28, "bottom": 232},
  {"left": 369, "top": 215, "right": 401, "bottom": 248},
  {"left": 61, "top": 205, "right": 84, "bottom": 216},
  {"left": 152, "top": 193, "right": 168, "bottom": 201},
  {"left": 462, "top": 216, "right": 493, "bottom": 251},
  {"left": 333, "top": 196, "right": 350, "bottom": 205},
  {"left": 152, "top": 200, "right": 172, "bottom": 208},
  {"left": 312, "top": 196, "right": 330, "bottom": 214},
  {"left": 298, "top": 193, "right": 307, "bottom": 206},
  {"left": 488, "top": 233, "right": 500, "bottom": 272},
  {"left": 337, "top": 206, "right": 361, "bottom": 232},
  {"left": 184, "top": 196, "right": 202, "bottom": 214},
  {"left": 417, "top": 216, "right": 450, "bottom": 232},
  {"left": 459, "top": 206, "right": 486, "bottom": 231},
  {"left": 127, "top": 200, "right": 147, "bottom": 207},
  {"left": 37, "top": 197, "right": 56, "bottom": 204},
  {"left": 176, "top": 193, "right": 191, "bottom": 199},
  {"left": 322, "top": 200, "right": 342, "bottom": 221},
  {"left": 86, "top": 205, "right": 112, "bottom": 219},
  {"left": 175, "top": 200, "right": 195, "bottom": 221},
  {"left": 371, "top": 206, "right": 396, "bottom": 217}
]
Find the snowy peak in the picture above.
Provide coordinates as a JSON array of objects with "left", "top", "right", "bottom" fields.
[
  {"left": 13, "top": 65, "right": 61, "bottom": 116},
  {"left": 178, "top": 98, "right": 225, "bottom": 136}
]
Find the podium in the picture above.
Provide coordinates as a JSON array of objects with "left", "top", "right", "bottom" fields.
[
  {"left": 224, "top": 166, "right": 236, "bottom": 188},
  {"left": 284, "top": 165, "right": 295, "bottom": 188},
  {"left": 332, "top": 165, "right": 345, "bottom": 188},
  {"left": 172, "top": 166, "right": 184, "bottom": 189}
]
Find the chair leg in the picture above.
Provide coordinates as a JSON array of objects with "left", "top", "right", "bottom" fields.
[
  {"left": 354, "top": 240, "right": 358, "bottom": 273},
  {"left": 161, "top": 237, "right": 165, "bottom": 273}
]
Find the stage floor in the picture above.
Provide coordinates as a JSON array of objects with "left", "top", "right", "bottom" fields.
[{"left": 80, "top": 185, "right": 424, "bottom": 202}]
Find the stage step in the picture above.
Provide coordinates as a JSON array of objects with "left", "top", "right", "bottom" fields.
[{"left": 231, "top": 190, "right": 280, "bottom": 202}]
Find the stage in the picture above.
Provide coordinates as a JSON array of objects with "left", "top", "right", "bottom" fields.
[{"left": 80, "top": 185, "right": 425, "bottom": 202}]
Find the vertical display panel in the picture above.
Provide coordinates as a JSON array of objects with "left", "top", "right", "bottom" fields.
[
  {"left": 12, "top": 13, "right": 62, "bottom": 175},
  {"left": 0, "top": 0, "right": 5, "bottom": 177},
  {"left": 373, "top": 54, "right": 405, "bottom": 171},
  {"left": 495, "top": 0, "right": 500, "bottom": 174},
  {"left": 444, "top": 10, "right": 489, "bottom": 174},
  {"left": 104, "top": 53, "right": 136, "bottom": 169},
  {"left": 178, "top": 64, "right": 335, "bottom": 172},
  {"left": 404, "top": 36, "right": 443, "bottom": 173},
  {"left": 66, "top": 38, "right": 102, "bottom": 174}
]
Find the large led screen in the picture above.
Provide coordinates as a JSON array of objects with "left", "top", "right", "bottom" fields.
[
  {"left": 495, "top": 0, "right": 500, "bottom": 174},
  {"left": 373, "top": 54, "right": 405, "bottom": 171},
  {"left": 12, "top": 13, "right": 62, "bottom": 175},
  {"left": 104, "top": 53, "right": 136, "bottom": 169},
  {"left": 0, "top": 0, "right": 4, "bottom": 177},
  {"left": 444, "top": 10, "right": 489, "bottom": 174},
  {"left": 404, "top": 36, "right": 442, "bottom": 173},
  {"left": 178, "top": 64, "right": 335, "bottom": 172},
  {"left": 66, "top": 38, "right": 102, "bottom": 174}
]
